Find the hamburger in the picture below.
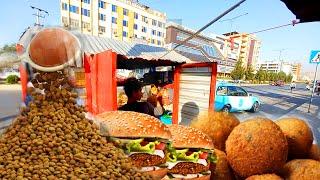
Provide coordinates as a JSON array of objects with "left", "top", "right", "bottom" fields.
[
  {"left": 165, "top": 125, "right": 217, "bottom": 179},
  {"left": 96, "top": 111, "right": 172, "bottom": 179}
]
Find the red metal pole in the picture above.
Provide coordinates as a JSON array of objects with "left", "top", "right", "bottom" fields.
[
  {"left": 172, "top": 65, "right": 181, "bottom": 124},
  {"left": 209, "top": 62, "right": 218, "bottom": 110}
]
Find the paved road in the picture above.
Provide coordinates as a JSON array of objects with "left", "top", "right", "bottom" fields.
[{"left": 235, "top": 84, "right": 320, "bottom": 144}]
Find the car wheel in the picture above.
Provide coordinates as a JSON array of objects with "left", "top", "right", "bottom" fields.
[
  {"left": 222, "top": 105, "right": 231, "bottom": 113},
  {"left": 250, "top": 102, "right": 259, "bottom": 113}
]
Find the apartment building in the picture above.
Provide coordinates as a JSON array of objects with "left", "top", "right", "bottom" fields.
[
  {"left": 224, "top": 32, "right": 261, "bottom": 69},
  {"left": 60, "top": 0, "right": 166, "bottom": 46},
  {"left": 291, "top": 63, "right": 302, "bottom": 80},
  {"left": 256, "top": 61, "right": 298, "bottom": 77}
]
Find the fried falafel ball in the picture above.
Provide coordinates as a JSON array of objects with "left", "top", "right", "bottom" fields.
[
  {"left": 308, "top": 144, "right": 320, "bottom": 161},
  {"left": 211, "top": 149, "right": 235, "bottom": 180},
  {"left": 245, "top": 174, "right": 283, "bottom": 180},
  {"left": 226, "top": 118, "right": 288, "bottom": 178},
  {"left": 276, "top": 117, "right": 313, "bottom": 159},
  {"left": 279, "top": 159, "right": 320, "bottom": 180},
  {"left": 191, "top": 110, "right": 240, "bottom": 151}
]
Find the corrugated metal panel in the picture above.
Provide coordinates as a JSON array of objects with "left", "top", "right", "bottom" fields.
[
  {"left": 72, "top": 31, "right": 190, "bottom": 63},
  {"left": 178, "top": 68, "right": 212, "bottom": 125}
]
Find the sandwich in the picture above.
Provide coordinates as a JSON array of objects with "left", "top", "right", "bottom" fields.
[
  {"left": 96, "top": 111, "right": 172, "bottom": 179},
  {"left": 165, "top": 125, "right": 217, "bottom": 179}
]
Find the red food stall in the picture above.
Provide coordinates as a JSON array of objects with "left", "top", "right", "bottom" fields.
[{"left": 17, "top": 27, "right": 218, "bottom": 125}]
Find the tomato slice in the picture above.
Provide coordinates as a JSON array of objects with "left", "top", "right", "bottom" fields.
[
  {"left": 199, "top": 152, "right": 208, "bottom": 159},
  {"left": 155, "top": 142, "right": 166, "bottom": 150}
]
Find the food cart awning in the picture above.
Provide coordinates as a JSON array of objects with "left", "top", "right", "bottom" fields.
[
  {"left": 281, "top": 0, "right": 320, "bottom": 22},
  {"left": 72, "top": 32, "right": 192, "bottom": 69}
]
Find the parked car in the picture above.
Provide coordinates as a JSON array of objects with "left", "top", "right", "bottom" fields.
[
  {"left": 214, "top": 83, "right": 261, "bottom": 113},
  {"left": 275, "top": 80, "right": 284, "bottom": 86}
]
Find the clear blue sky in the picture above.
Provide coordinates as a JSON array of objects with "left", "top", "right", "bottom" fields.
[{"left": 1, "top": 0, "right": 319, "bottom": 73}]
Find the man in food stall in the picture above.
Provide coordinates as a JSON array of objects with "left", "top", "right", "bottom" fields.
[{"left": 119, "top": 77, "right": 155, "bottom": 117}]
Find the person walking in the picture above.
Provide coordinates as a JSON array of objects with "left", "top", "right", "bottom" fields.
[{"left": 290, "top": 81, "right": 296, "bottom": 93}]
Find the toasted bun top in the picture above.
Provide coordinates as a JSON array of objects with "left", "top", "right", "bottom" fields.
[
  {"left": 29, "top": 28, "right": 80, "bottom": 67},
  {"left": 168, "top": 125, "right": 214, "bottom": 149},
  {"left": 96, "top": 111, "right": 171, "bottom": 140}
]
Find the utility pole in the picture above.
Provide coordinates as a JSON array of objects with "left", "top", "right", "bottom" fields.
[
  {"left": 274, "top": 49, "right": 287, "bottom": 71},
  {"left": 220, "top": 12, "right": 248, "bottom": 33},
  {"left": 30, "top": 6, "right": 49, "bottom": 27}
]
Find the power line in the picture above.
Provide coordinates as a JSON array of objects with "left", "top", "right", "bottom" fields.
[
  {"left": 248, "top": 20, "right": 299, "bottom": 35},
  {"left": 159, "top": 0, "right": 247, "bottom": 59}
]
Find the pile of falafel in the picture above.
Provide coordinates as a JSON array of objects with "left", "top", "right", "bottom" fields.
[{"left": 191, "top": 111, "right": 320, "bottom": 180}]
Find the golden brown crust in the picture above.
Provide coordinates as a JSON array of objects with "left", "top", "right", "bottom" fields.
[
  {"left": 168, "top": 125, "right": 214, "bottom": 149},
  {"left": 144, "top": 168, "right": 168, "bottom": 180},
  {"left": 279, "top": 159, "right": 320, "bottom": 179},
  {"left": 309, "top": 144, "right": 320, "bottom": 161},
  {"left": 276, "top": 117, "right": 313, "bottom": 159},
  {"left": 29, "top": 28, "right": 79, "bottom": 67},
  {"left": 226, "top": 118, "right": 288, "bottom": 178},
  {"left": 211, "top": 149, "right": 235, "bottom": 180},
  {"left": 245, "top": 174, "right": 283, "bottom": 180},
  {"left": 96, "top": 111, "right": 171, "bottom": 139},
  {"left": 191, "top": 110, "right": 240, "bottom": 151}
]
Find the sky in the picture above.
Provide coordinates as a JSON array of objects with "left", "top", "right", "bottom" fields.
[{"left": 0, "top": 0, "right": 320, "bottom": 74}]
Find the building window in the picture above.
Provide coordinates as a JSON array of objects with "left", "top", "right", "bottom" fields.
[
  {"left": 123, "top": 20, "right": 128, "bottom": 27},
  {"left": 134, "top": 24, "right": 138, "bottom": 30},
  {"left": 158, "top": 22, "right": 163, "bottom": 28},
  {"left": 98, "top": 0, "right": 106, "bottom": 9},
  {"left": 157, "top": 31, "right": 162, "bottom": 37},
  {"left": 123, "top": 31, "right": 128, "bottom": 37},
  {"left": 151, "top": 39, "right": 155, "bottom": 44},
  {"left": 82, "top": 0, "right": 90, "bottom": 4},
  {"left": 134, "top": 12, "right": 138, "bottom": 19},
  {"left": 142, "top": 26, "right": 147, "bottom": 33},
  {"left": 112, "top": 5, "right": 117, "bottom": 12},
  {"left": 157, "top": 40, "right": 161, "bottom": 46},
  {"left": 62, "top": 3, "right": 68, "bottom": 10},
  {"left": 134, "top": 34, "right": 138, "bottom": 38},
  {"left": 151, "top": 30, "right": 156, "bottom": 35},
  {"left": 82, "top": 22, "right": 91, "bottom": 29},
  {"left": 81, "top": 8, "right": 90, "bottom": 17},
  {"left": 152, "top": 19, "right": 157, "bottom": 26},
  {"left": 142, "top": 36, "right": 146, "bottom": 40},
  {"left": 112, "top": 17, "right": 117, "bottom": 24},
  {"left": 70, "top": 18, "right": 79, "bottom": 28},
  {"left": 69, "top": 5, "right": 79, "bottom": 14},
  {"left": 123, "top": 8, "right": 128, "bottom": 16},
  {"left": 142, "top": 16, "right": 148, "bottom": 23},
  {"left": 99, "top": 13, "right": 106, "bottom": 21},
  {"left": 99, "top": 26, "right": 106, "bottom": 33},
  {"left": 62, "top": 16, "right": 68, "bottom": 26}
]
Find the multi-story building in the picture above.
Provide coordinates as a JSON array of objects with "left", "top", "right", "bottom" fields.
[
  {"left": 165, "top": 22, "right": 227, "bottom": 74},
  {"left": 60, "top": 0, "right": 166, "bottom": 46},
  {"left": 291, "top": 63, "right": 302, "bottom": 80},
  {"left": 224, "top": 32, "right": 261, "bottom": 69},
  {"left": 256, "top": 60, "right": 295, "bottom": 76}
]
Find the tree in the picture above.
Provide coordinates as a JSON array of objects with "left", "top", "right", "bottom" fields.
[
  {"left": 285, "top": 73, "right": 293, "bottom": 83},
  {"left": 255, "top": 68, "right": 264, "bottom": 83},
  {"left": 245, "top": 65, "right": 255, "bottom": 81},
  {"left": 230, "top": 60, "right": 245, "bottom": 80},
  {"left": 0, "top": 44, "right": 16, "bottom": 54},
  {"left": 278, "top": 71, "right": 286, "bottom": 81}
]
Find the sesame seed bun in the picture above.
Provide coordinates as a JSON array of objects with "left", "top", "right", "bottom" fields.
[
  {"left": 96, "top": 111, "right": 171, "bottom": 139},
  {"left": 168, "top": 125, "right": 214, "bottom": 149}
]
